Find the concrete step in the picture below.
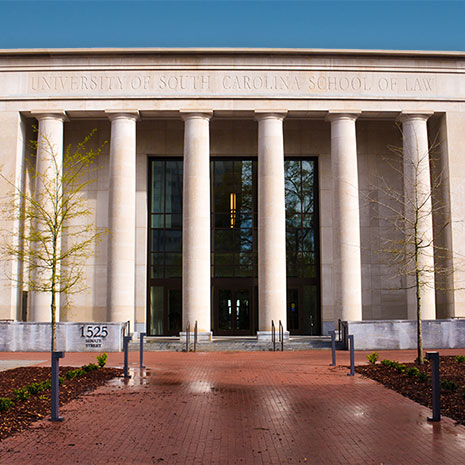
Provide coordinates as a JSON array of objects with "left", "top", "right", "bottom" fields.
[{"left": 128, "top": 336, "right": 345, "bottom": 352}]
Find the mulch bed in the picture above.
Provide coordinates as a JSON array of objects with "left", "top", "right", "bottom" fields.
[
  {"left": 0, "top": 365, "right": 122, "bottom": 441},
  {"left": 356, "top": 355, "right": 465, "bottom": 425}
]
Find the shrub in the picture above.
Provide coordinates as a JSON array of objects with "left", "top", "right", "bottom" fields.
[
  {"left": 97, "top": 352, "right": 108, "bottom": 368},
  {"left": 381, "top": 359, "right": 394, "bottom": 367},
  {"left": 26, "top": 382, "right": 44, "bottom": 395},
  {"left": 41, "top": 380, "right": 51, "bottom": 390},
  {"left": 82, "top": 362, "right": 99, "bottom": 373},
  {"left": 406, "top": 366, "right": 420, "bottom": 377},
  {"left": 394, "top": 363, "right": 406, "bottom": 373},
  {"left": 440, "top": 379, "right": 458, "bottom": 391},
  {"left": 66, "top": 368, "right": 85, "bottom": 380},
  {"left": 58, "top": 376, "right": 65, "bottom": 385},
  {"left": 456, "top": 355, "right": 465, "bottom": 363},
  {"left": 0, "top": 397, "right": 13, "bottom": 412},
  {"left": 418, "top": 371, "right": 428, "bottom": 382},
  {"left": 366, "top": 352, "right": 379, "bottom": 365},
  {"left": 13, "top": 387, "right": 30, "bottom": 401}
]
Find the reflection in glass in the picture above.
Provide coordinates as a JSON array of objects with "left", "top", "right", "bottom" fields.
[
  {"left": 287, "top": 288, "right": 299, "bottom": 331},
  {"left": 212, "top": 159, "right": 257, "bottom": 279},
  {"left": 236, "top": 290, "right": 250, "bottom": 330},
  {"left": 285, "top": 159, "right": 317, "bottom": 279},
  {"left": 219, "top": 289, "right": 233, "bottom": 330},
  {"left": 148, "top": 159, "right": 183, "bottom": 336},
  {"left": 285, "top": 158, "right": 320, "bottom": 335},
  {"left": 150, "top": 287, "right": 164, "bottom": 335},
  {"left": 304, "top": 285, "right": 319, "bottom": 335},
  {"left": 152, "top": 162, "right": 164, "bottom": 213},
  {"left": 168, "top": 289, "right": 182, "bottom": 331}
]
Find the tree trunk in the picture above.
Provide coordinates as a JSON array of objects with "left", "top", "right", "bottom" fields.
[
  {"left": 51, "top": 290, "right": 56, "bottom": 352},
  {"left": 415, "top": 240, "right": 423, "bottom": 365}
]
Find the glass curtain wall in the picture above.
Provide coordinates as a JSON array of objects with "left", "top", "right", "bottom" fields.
[
  {"left": 146, "top": 156, "right": 320, "bottom": 336},
  {"left": 211, "top": 159, "right": 258, "bottom": 335},
  {"left": 285, "top": 158, "right": 320, "bottom": 335},
  {"left": 147, "top": 158, "right": 183, "bottom": 336}
]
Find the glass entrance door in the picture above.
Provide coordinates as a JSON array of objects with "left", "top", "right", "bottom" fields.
[
  {"left": 148, "top": 286, "right": 182, "bottom": 336},
  {"left": 286, "top": 283, "right": 320, "bottom": 335},
  {"left": 214, "top": 286, "right": 253, "bottom": 335}
]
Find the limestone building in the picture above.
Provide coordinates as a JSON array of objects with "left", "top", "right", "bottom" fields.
[{"left": 0, "top": 48, "right": 464, "bottom": 340}]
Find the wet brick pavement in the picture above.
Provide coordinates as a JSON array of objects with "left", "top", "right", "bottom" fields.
[{"left": 0, "top": 350, "right": 465, "bottom": 464}]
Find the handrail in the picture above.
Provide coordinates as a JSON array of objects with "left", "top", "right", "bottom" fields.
[
  {"left": 121, "top": 320, "right": 130, "bottom": 347},
  {"left": 193, "top": 321, "right": 198, "bottom": 352},
  {"left": 338, "top": 319, "right": 342, "bottom": 342},
  {"left": 271, "top": 320, "right": 276, "bottom": 351},
  {"left": 279, "top": 320, "right": 284, "bottom": 351},
  {"left": 185, "top": 321, "right": 190, "bottom": 352}
]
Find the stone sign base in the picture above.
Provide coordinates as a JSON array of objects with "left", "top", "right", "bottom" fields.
[
  {"left": 0, "top": 322, "right": 129, "bottom": 352},
  {"left": 342, "top": 319, "right": 465, "bottom": 351}
]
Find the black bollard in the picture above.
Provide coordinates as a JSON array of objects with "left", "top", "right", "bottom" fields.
[
  {"left": 347, "top": 335, "right": 355, "bottom": 376},
  {"left": 139, "top": 332, "right": 146, "bottom": 368},
  {"left": 329, "top": 330, "right": 336, "bottom": 366},
  {"left": 50, "top": 351, "right": 65, "bottom": 422},
  {"left": 426, "top": 351, "right": 441, "bottom": 422},
  {"left": 123, "top": 335, "right": 132, "bottom": 378}
]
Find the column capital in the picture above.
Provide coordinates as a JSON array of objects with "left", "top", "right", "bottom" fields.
[
  {"left": 105, "top": 110, "right": 140, "bottom": 122},
  {"left": 30, "top": 111, "right": 68, "bottom": 122},
  {"left": 179, "top": 109, "right": 213, "bottom": 121},
  {"left": 397, "top": 111, "right": 434, "bottom": 123},
  {"left": 326, "top": 110, "right": 361, "bottom": 122},
  {"left": 254, "top": 110, "right": 287, "bottom": 121}
]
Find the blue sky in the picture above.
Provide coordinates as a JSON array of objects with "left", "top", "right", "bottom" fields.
[{"left": 0, "top": 0, "right": 464, "bottom": 51}]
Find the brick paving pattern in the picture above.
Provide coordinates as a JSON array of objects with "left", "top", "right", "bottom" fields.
[{"left": 1, "top": 350, "right": 465, "bottom": 464}]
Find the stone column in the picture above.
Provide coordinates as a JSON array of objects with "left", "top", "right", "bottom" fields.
[
  {"left": 399, "top": 112, "right": 436, "bottom": 320},
  {"left": 327, "top": 111, "right": 363, "bottom": 322},
  {"left": 181, "top": 110, "right": 212, "bottom": 339},
  {"left": 106, "top": 111, "right": 138, "bottom": 328},
  {"left": 29, "top": 112, "right": 66, "bottom": 322},
  {"left": 255, "top": 111, "right": 288, "bottom": 339}
]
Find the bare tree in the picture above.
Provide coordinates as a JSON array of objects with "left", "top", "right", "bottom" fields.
[
  {"left": 367, "top": 125, "right": 459, "bottom": 364},
  {"left": 0, "top": 129, "right": 107, "bottom": 351}
]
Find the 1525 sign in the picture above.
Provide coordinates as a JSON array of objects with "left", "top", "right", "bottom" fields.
[{"left": 79, "top": 325, "right": 109, "bottom": 338}]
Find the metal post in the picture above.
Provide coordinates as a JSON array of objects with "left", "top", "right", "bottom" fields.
[
  {"left": 271, "top": 320, "right": 276, "bottom": 351},
  {"left": 123, "top": 335, "right": 132, "bottom": 378},
  {"left": 279, "top": 320, "right": 284, "bottom": 352},
  {"left": 329, "top": 330, "right": 336, "bottom": 366},
  {"left": 186, "top": 322, "right": 190, "bottom": 352},
  {"left": 139, "top": 332, "right": 146, "bottom": 368},
  {"left": 347, "top": 335, "right": 355, "bottom": 376},
  {"left": 338, "top": 319, "right": 342, "bottom": 342},
  {"left": 426, "top": 351, "right": 441, "bottom": 422},
  {"left": 193, "top": 321, "right": 198, "bottom": 353},
  {"left": 50, "top": 351, "right": 65, "bottom": 422}
]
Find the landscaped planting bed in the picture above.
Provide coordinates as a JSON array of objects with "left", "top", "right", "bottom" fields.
[
  {"left": 356, "top": 355, "right": 465, "bottom": 425},
  {"left": 0, "top": 355, "right": 122, "bottom": 440}
]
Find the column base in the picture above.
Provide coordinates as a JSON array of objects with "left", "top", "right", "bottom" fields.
[
  {"left": 257, "top": 331, "right": 290, "bottom": 342},
  {"left": 179, "top": 331, "right": 212, "bottom": 343}
]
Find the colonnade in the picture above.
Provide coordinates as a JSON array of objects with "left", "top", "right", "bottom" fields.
[{"left": 28, "top": 110, "right": 437, "bottom": 331}]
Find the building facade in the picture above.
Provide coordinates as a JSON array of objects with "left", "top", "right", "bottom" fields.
[{"left": 0, "top": 48, "right": 464, "bottom": 339}]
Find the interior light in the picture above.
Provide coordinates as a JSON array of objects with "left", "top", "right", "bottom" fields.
[{"left": 230, "top": 192, "right": 237, "bottom": 228}]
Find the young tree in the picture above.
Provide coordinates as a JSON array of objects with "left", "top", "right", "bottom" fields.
[
  {"left": 368, "top": 125, "right": 458, "bottom": 364},
  {"left": 0, "top": 129, "right": 107, "bottom": 351}
]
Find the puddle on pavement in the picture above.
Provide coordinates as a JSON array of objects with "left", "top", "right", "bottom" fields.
[
  {"left": 107, "top": 368, "right": 242, "bottom": 395},
  {"left": 108, "top": 368, "right": 152, "bottom": 387}
]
